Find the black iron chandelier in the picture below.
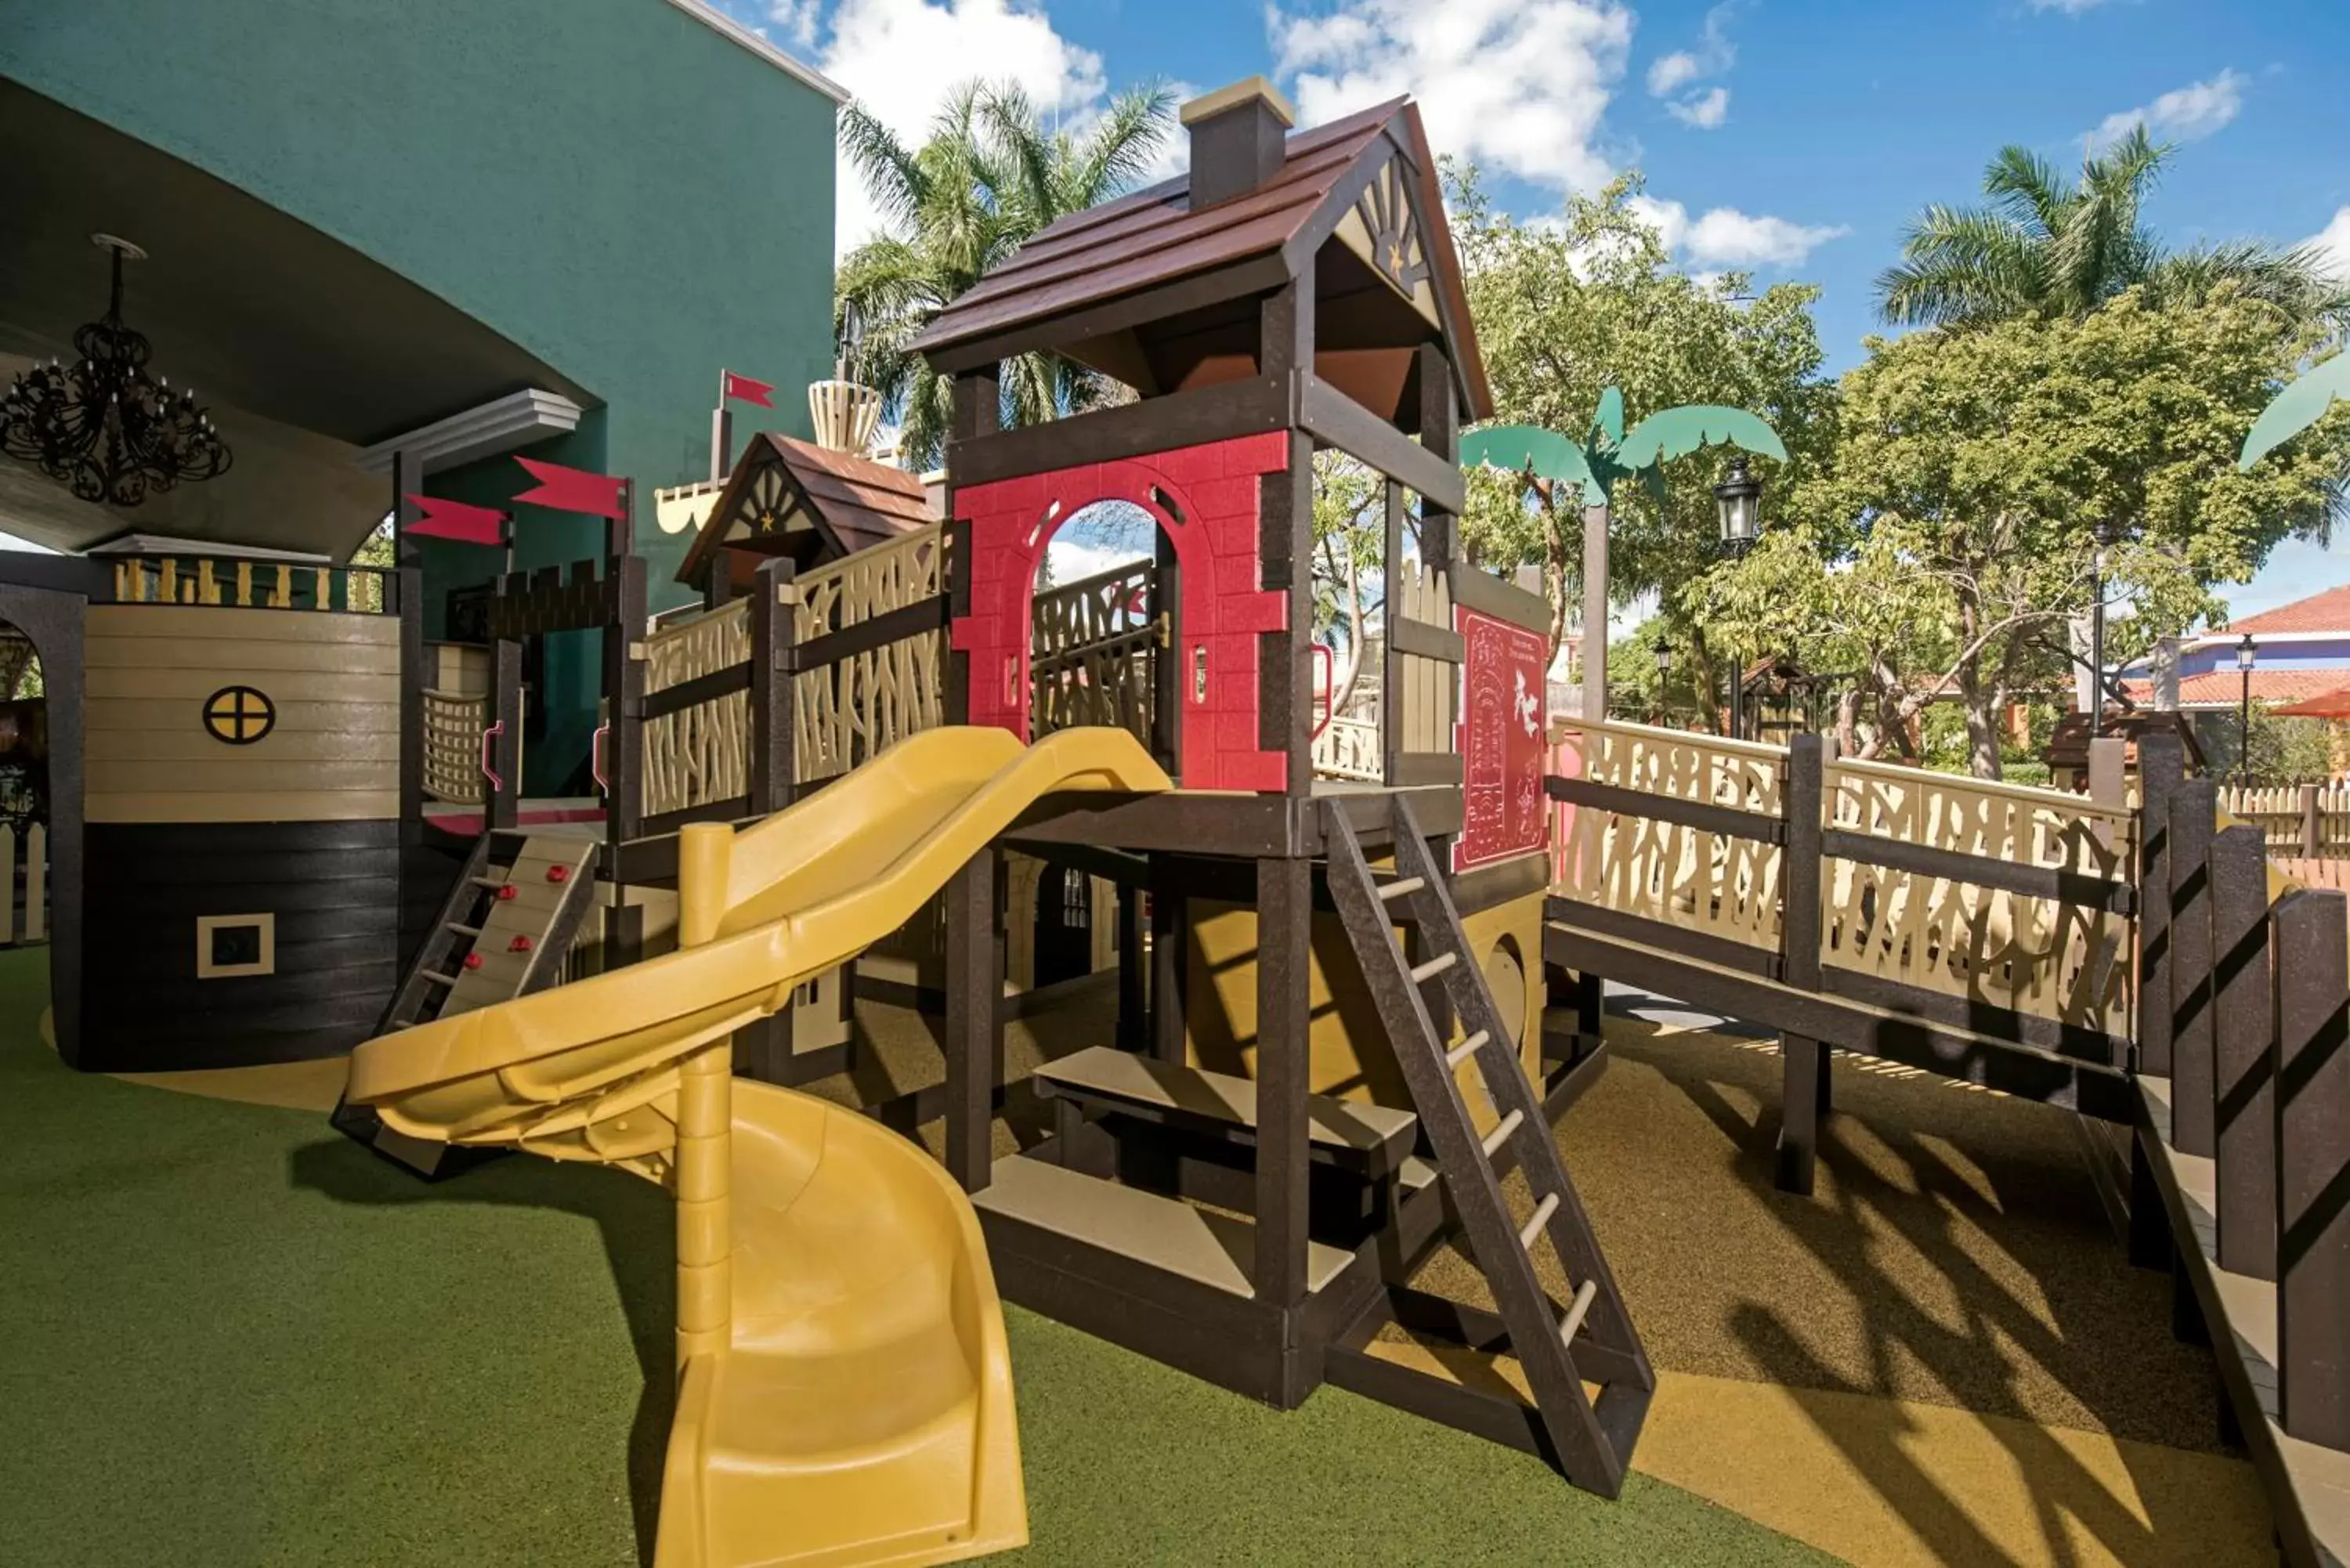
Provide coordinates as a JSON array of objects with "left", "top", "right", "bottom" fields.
[{"left": 1, "top": 234, "right": 230, "bottom": 506}]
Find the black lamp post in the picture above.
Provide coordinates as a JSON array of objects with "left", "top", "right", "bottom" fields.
[
  {"left": 1654, "top": 641, "right": 1674, "bottom": 725},
  {"left": 1714, "top": 457, "right": 1766, "bottom": 738},
  {"left": 2237, "top": 633, "right": 2258, "bottom": 786},
  {"left": 2088, "top": 520, "right": 2120, "bottom": 733}
]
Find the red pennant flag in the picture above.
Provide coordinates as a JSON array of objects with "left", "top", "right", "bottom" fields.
[
  {"left": 722, "top": 370, "right": 775, "bottom": 409},
  {"left": 403, "top": 494, "right": 508, "bottom": 547},
  {"left": 512, "top": 457, "right": 629, "bottom": 520}
]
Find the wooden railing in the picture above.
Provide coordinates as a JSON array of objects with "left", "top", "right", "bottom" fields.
[
  {"left": 1823, "top": 754, "right": 2135, "bottom": 1042},
  {"left": 422, "top": 690, "right": 488, "bottom": 804},
  {"left": 642, "top": 598, "right": 752, "bottom": 822},
  {"left": 107, "top": 555, "right": 398, "bottom": 613},
  {"left": 1549, "top": 717, "right": 2133, "bottom": 1041},
  {"left": 1312, "top": 716, "right": 1383, "bottom": 782},
  {"left": 1030, "top": 561, "right": 1156, "bottom": 749},
  {"left": 2131, "top": 735, "right": 2350, "bottom": 1554},
  {"left": 792, "top": 522, "right": 947, "bottom": 787},
  {"left": 2218, "top": 782, "right": 2350, "bottom": 859},
  {"left": 637, "top": 523, "right": 949, "bottom": 827}
]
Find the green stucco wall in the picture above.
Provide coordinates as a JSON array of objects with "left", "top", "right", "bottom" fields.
[{"left": 5, "top": 0, "right": 838, "bottom": 786}]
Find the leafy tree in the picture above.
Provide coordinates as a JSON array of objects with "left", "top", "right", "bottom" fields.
[
  {"left": 836, "top": 81, "right": 1175, "bottom": 468},
  {"left": 1878, "top": 130, "right": 2347, "bottom": 331},
  {"left": 1703, "top": 288, "right": 2348, "bottom": 778},
  {"left": 1310, "top": 453, "right": 1386, "bottom": 718},
  {"left": 2196, "top": 706, "right": 2339, "bottom": 788},
  {"left": 1449, "top": 167, "right": 1837, "bottom": 717}
]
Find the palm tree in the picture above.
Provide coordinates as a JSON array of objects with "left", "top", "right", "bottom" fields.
[
  {"left": 835, "top": 81, "right": 1176, "bottom": 468},
  {"left": 1876, "top": 129, "right": 2347, "bottom": 330}
]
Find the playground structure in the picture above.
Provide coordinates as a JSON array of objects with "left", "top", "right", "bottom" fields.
[{"left": 13, "top": 73, "right": 2350, "bottom": 1568}]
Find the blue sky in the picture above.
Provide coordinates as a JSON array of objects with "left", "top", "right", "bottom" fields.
[{"left": 725, "top": 0, "right": 2350, "bottom": 621}]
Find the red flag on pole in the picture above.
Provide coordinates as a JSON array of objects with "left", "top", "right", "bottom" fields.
[
  {"left": 721, "top": 370, "right": 775, "bottom": 409},
  {"left": 403, "top": 494, "right": 508, "bottom": 547},
  {"left": 512, "top": 457, "right": 630, "bottom": 520}
]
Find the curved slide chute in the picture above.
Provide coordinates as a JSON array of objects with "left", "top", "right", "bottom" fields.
[{"left": 348, "top": 726, "right": 1172, "bottom": 1568}]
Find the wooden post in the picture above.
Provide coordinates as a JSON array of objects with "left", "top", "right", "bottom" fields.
[
  {"left": 2168, "top": 778, "right": 2218, "bottom": 1157},
  {"left": 1152, "top": 882, "right": 1188, "bottom": 1064},
  {"left": 2303, "top": 782, "right": 2323, "bottom": 861},
  {"left": 1381, "top": 478, "right": 1406, "bottom": 786},
  {"left": 944, "top": 846, "right": 1000, "bottom": 1191},
  {"left": 1580, "top": 505, "right": 1609, "bottom": 723},
  {"left": 943, "top": 370, "right": 996, "bottom": 730},
  {"left": 1776, "top": 733, "right": 1829, "bottom": 1195},
  {"left": 2137, "top": 730, "right": 2187, "bottom": 1075},
  {"left": 1253, "top": 853, "right": 1312, "bottom": 1364},
  {"left": 2275, "top": 887, "right": 2350, "bottom": 1447},
  {"left": 749, "top": 556, "right": 796, "bottom": 815},
  {"left": 390, "top": 450, "right": 425, "bottom": 849},
  {"left": 1415, "top": 342, "right": 1456, "bottom": 569},
  {"left": 1258, "top": 280, "right": 1314, "bottom": 795},
  {"left": 1114, "top": 884, "right": 1146, "bottom": 1051},
  {"left": 2211, "top": 822, "right": 2277, "bottom": 1279},
  {"left": 488, "top": 638, "right": 522, "bottom": 833}
]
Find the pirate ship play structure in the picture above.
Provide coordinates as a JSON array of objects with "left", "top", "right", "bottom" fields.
[{"left": 25, "top": 73, "right": 2348, "bottom": 1568}]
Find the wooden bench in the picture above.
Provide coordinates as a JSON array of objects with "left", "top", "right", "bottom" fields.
[{"left": 1032, "top": 1046, "right": 1419, "bottom": 1177}]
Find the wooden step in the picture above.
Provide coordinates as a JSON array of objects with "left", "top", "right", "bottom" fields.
[
  {"left": 1032, "top": 1046, "right": 1418, "bottom": 1173},
  {"left": 972, "top": 1153, "right": 1352, "bottom": 1298},
  {"left": 1379, "top": 876, "right": 1425, "bottom": 902}
]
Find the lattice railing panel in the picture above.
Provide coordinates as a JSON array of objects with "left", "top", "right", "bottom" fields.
[
  {"left": 1313, "top": 717, "right": 1383, "bottom": 782},
  {"left": 1823, "top": 759, "right": 2135, "bottom": 1036},
  {"left": 642, "top": 600, "right": 751, "bottom": 819},
  {"left": 795, "top": 524, "right": 948, "bottom": 784},
  {"left": 1555, "top": 719, "right": 1786, "bottom": 953},
  {"left": 422, "top": 690, "right": 488, "bottom": 804}
]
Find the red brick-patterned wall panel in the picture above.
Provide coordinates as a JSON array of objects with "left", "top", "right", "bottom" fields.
[{"left": 950, "top": 433, "right": 1290, "bottom": 790}]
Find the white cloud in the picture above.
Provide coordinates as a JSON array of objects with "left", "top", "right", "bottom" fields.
[
  {"left": 808, "top": 0, "right": 1114, "bottom": 253},
  {"left": 1269, "top": 0, "right": 1635, "bottom": 193},
  {"left": 1647, "top": 51, "right": 1702, "bottom": 97},
  {"left": 2308, "top": 207, "right": 2350, "bottom": 280},
  {"left": 765, "top": 0, "right": 819, "bottom": 49},
  {"left": 2027, "top": 0, "right": 2114, "bottom": 11},
  {"left": 1646, "top": 2, "right": 1735, "bottom": 129},
  {"left": 1666, "top": 86, "right": 1729, "bottom": 128},
  {"left": 1629, "top": 194, "right": 1848, "bottom": 268},
  {"left": 2088, "top": 69, "right": 2246, "bottom": 150}
]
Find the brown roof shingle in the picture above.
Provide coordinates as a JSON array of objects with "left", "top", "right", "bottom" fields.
[{"left": 909, "top": 96, "right": 1491, "bottom": 419}]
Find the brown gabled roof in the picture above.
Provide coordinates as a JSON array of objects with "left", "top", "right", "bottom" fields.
[
  {"left": 676, "top": 434, "right": 935, "bottom": 588},
  {"left": 910, "top": 97, "right": 1492, "bottom": 421}
]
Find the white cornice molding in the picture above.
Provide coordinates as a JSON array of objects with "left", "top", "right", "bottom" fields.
[
  {"left": 355, "top": 389, "right": 584, "bottom": 478},
  {"left": 660, "top": 0, "right": 851, "bottom": 105}
]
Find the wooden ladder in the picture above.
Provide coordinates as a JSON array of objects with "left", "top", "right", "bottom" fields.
[
  {"left": 1324, "top": 796, "right": 1653, "bottom": 1496},
  {"left": 333, "top": 829, "right": 598, "bottom": 1178}
]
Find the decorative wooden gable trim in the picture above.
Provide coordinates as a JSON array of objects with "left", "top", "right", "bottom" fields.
[
  {"left": 676, "top": 443, "right": 815, "bottom": 588},
  {"left": 1333, "top": 156, "right": 1438, "bottom": 326}
]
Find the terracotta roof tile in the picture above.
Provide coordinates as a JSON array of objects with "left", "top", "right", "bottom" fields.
[
  {"left": 2232, "top": 584, "right": 2350, "bottom": 634},
  {"left": 2119, "top": 668, "right": 2350, "bottom": 707}
]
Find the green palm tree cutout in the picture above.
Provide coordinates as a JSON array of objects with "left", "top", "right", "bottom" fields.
[
  {"left": 1458, "top": 387, "right": 1788, "bottom": 508},
  {"left": 2240, "top": 352, "right": 2350, "bottom": 471}
]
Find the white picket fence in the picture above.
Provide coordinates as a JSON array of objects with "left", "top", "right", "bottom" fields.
[
  {"left": 2218, "top": 782, "right": 2350, "bottom": 858},
  {"left": 0, "top": 822, "right": 47, "bottom": 945}
]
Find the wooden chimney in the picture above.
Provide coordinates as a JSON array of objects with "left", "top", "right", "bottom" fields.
[{"left": 1181, "top": 78, "right": 1296, "bottom": 209}]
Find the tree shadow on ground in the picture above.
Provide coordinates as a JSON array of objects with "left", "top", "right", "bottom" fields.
[
  {"left": 288, "top": 1138, "right": 674, "bottom": 1568},
  {"left": 1612, "top": 1023, "right": 2261, "bottom": 1566}
]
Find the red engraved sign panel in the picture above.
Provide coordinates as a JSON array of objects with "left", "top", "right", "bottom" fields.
[{"left": 1454, "top": 605, "right": 1549, "bottom": 872}]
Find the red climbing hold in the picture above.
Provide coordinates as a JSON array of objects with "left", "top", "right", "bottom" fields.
[
  {"left": 497, "top": 883, "right": 517, "bottom": 901},
  {"left": 508, "top": 934, "right": 534, "bottom": 953},
  {"left": 546, "top": 865, "right": 569, "bottom": 883},
  {"left": 463, "top": 952, "right": 483, "bottom": 970}
]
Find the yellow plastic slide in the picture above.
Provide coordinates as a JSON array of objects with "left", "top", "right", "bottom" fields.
[{"left": 347, "top": 726, "right": 1172, "bottom": 1568}]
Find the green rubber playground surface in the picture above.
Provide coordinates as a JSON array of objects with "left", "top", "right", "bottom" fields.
[{"left": 0, "top": 949, "right": 1829, "bottom": 1567}]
